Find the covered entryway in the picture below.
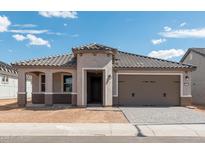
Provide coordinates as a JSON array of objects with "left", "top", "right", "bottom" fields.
[
  {"left": 118, "top": 75, "right": 180, "bottom": 106},
  {"left": 87, "top": 71, "right": 103, "bottom": 104}
]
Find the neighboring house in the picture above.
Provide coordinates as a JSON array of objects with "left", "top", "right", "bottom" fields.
[
  {"left": 0, "top": 61, "right": 32, "bottom": 99},
  {"left": 181, "top": 48, "right": 205, "bottom": 105},
  {"left": 12, "top": 43, "right": 195, "bottom": 107}
]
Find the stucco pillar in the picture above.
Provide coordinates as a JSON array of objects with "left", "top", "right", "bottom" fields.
[
  {"left": 77, "top": 68, "right": 85, "bottom": 107},
  {"left": 45, "top": 72, "right": 53, "bottom": 106},
  {"left": 104, "top": 69, "right": 113, "bottom": 107},
  {"left": 180, "top": 72, "right": 192, "bottom": 106},
  {"left": 112, "top": 71, "right": 119, "bottom": 106},
  {"left": 72, "top": 71, "right": 77, "bottom": 106},
  {"left": 17, "top": 70, "right": 27, "bottom": 107}
]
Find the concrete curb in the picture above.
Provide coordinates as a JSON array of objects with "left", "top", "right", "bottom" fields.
[{"left": 136, "top": 124, "right": 205, "bottom": 137}]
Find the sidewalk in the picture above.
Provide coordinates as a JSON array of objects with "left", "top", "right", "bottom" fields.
[
  {"left": 0, "top": 123, "right": 137, "bottom": 136},
  {"left": 136, "top": 124, "right": 205, "bottom": 137},
  {"left": 0, "top": 123, "right": 205, "bottom": 137}
]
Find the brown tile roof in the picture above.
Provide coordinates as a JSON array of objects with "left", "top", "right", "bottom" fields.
[
  {"left": 114, "top": 51, "right": 194, "bottom": 69},
  {"left": 12, "top": 54, "right": 76, "bottom": 67},
  {"left": 0, "top": 61, "right": 17, "bottom": 74},
  {"left": 72, "top": 43, "right": 117, "bottom": 52},
  {"left": 12, "top": 44, "right": 194, "bottom": 70}
]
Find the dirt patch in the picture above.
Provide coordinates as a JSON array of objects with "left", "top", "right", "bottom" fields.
[
  {"left": 0, "top": 99, "right": 127, "bottom": 123},
  {"left": 193, "top": 104, "right": 205, "bottom": 113}
]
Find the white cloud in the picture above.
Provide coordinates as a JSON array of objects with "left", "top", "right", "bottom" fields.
[
  {"left": 64, "top": 23, "right": 68, "bottom": 27},
  {"left": 10, "top": 29, "right": 62, "bottom": 35},
  {"left": 12, "top": 34, "right": 27, "bottom": 41},
  {"left": 12, "top": 34, "right": 51, "bottom": 48},
  {"left": 159, "top": 28, "right": 205, "bottom": 38},
  {"left": 148, "top": 49, "right": 185, "bottom": 60},
  {"left": 163, "top": 26, "right": 172, "bottom": 32},
  {"left": 39, "top": 11, "right": 78, "bottom": 19},
  {"left": 180, "top": 22, "right": 186, "bottom": 27},
  {"left": 0, "top": 16, "right": 11, "bottom": 32},
  {"left": 26, "top": 34, "right": 51, "bottom": 48},
  {"left": 9, "top": 29, "right": 48, "bottom": 34},
  {"left": 46, "top": 32, "right": 64, "bottom": 36},
  {"left": 70, "top": 34, "right": 79, "bottom": 38},
  {"left": 12, "top": 24, "right": 37, "bottom": 28},
  {"left": 151, "top": 38, "right": 166, "bottom": 45}
]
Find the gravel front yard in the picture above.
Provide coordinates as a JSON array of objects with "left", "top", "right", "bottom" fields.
[{"left": 0, "top": 99, "right": 127, "bottom": 123}]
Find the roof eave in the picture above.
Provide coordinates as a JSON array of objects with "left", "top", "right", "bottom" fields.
[{"left": 12, "top": 64, "right": 77, "bottom": 69}]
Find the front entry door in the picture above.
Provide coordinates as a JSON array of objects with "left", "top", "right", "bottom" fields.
[{"left": 87, "top": 72, "right": 102, "bottom": 104}]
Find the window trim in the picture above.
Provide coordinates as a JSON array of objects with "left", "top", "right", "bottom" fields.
[
  {"left": 61, "top": 73, "right": 72, "bottom": 93},
  {"left": 39, "top": 74, "right": 46, "bottom": 92},
  {"left": 1, "top": 75, "right": 9, "bottom": 84}
]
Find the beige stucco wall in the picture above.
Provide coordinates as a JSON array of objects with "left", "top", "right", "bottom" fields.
[
  {"left": 31, "top": 73, "right": 39, "bottom": 92},
  {"left": 77, "top": 53, "right": 113, "bottom": 106},
  {"left": 182, "top": 71, "right": 192, "bottom": 96},
  {"left": 183, "top": 51, "right": 205, "bottom": 104},
  {"left": 53, "top": 73, "right": 61, "bottom": 92},
  {"left": 112, "top": 71, "right": 118, "bottom": 96},
  {"left": 17, "top": 68, "right": 77, "bottom": 94},
  {"left": 53, "top": 72, "right": 72, "bottom": 92}
]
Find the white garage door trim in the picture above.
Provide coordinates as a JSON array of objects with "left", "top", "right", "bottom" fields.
[{"left": 114, "top": 72, "right": 184, "bottom": 97}]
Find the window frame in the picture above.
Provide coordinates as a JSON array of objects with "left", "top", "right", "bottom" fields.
[
  {"left": 1, "top": 75, "right": 9, "bottom": 84},
  {"left": 61, "top": 74, "right": 72, "bottom": 93},
  {"left": 39, "top": 74, "right": 46, "bottom": 92}
]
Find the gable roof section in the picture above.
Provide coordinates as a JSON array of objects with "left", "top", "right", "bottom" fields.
[
  {"left": 114, "top": 51, "right": 194, "bottom": 69},
  {"left": 181, "top": 48, "right": 205, "bottom": 62},
  {"left": 12, "top": 54, "right": 76, "bottom": 68},
  {"left": 0, "top": 61, "right": 17, "bottom": 75}
]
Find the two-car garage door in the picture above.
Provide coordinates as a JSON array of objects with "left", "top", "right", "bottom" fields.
[{"left": 118, "top": 75, "right": 180, "bottom": 106}]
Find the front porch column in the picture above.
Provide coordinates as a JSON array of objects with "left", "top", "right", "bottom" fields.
[
  {"left": 45, "top": 72, "right": 53, "bottom": 106},
  {"left": 72, "top": 71, "right": 77, "bottom": 106},
  {"left": 17, "top": 70, "right": 27, "bottom": 107}
]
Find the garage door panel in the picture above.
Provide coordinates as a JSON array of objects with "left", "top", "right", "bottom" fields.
[{"left": 118, "top": 75, "right": 180, "bottom": 106}]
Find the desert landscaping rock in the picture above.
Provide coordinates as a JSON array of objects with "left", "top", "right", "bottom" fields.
[{"left": 121, "top": 107, "right": 205, "bottom": 124}]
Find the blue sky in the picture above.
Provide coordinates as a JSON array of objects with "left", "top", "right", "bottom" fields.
[{"left": 1, "top": 11, "right": 205, "bottom": 63}]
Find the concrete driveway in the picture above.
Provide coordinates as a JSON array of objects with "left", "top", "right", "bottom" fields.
[{"left": 120, "top": 107, "right": 205, "bottom": 124}]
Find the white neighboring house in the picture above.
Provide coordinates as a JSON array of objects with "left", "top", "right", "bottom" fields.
[{"left": 0, "top": 61, "right": 32, "bottom": 99}]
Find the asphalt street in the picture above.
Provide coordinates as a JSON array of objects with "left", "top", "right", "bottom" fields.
[{"left": 1, "top": 136, "right": 205, "bottom": 143}]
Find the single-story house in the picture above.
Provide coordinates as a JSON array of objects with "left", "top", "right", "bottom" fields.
[
  {"left": 12, "top": 43, "right": 195, "bottom": 107},
  {"left": 181, "top": 48, "right": 205, "bottom": 105},
  {"left": 0, "top": 61, "right": 32, "bottom": 99}
]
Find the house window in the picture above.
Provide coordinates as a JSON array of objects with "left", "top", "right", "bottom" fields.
[
  {"left": 40, "top": 75, "right": 45, "bottom": 92},
  {"left": 63, "top": 75, "right": 72, "bottom": 92},
  {"left": 1, "top": 75, "right": 9, "bottom": 84}
]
